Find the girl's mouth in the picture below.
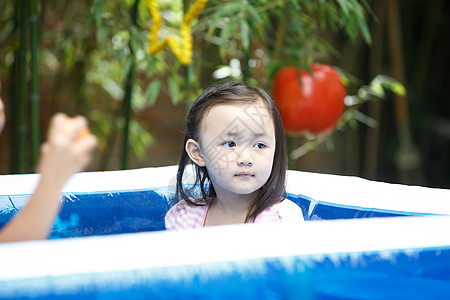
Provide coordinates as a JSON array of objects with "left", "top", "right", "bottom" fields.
[{"left": 236, "top": 171, "right": 253, "bottom": 177}]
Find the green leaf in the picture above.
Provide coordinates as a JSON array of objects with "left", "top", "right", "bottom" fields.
[
  {"left": 369, "top": 81, "right": 385, "bottom": 98},
  {"left": 318, "top": 5, "right": 327, "bottom": 30},
  {"left": 336, "top": 0, "right": 350, "bottom": 16},
  {"left": 168, "top": 77, "right": 180, "bottom": 105},
  {"left": 302, "top": 63, "right": 313, "bottom": 75},
  {"left": 144, "top": 80, "right": 161, "bottom": 106},
  {"left": 219, "top": 20, "right": 232, "bottom": 46},
  {"left": 390, "top": 82, "right": 407, "bottom": 97},
  {"left": 240, "top": 19, "right": 250, "bottom": 52},
  {"left": 123, "top": 56, "right": 133, "bottom": 78},
  {"left": 0, "top": 19, "right": 14, "bottom": 43},
  {"left": 325, "top": 137, "right": 336, "bottom": 152},
  {"left": 351, "top": 110, "right": 377, "bottom": 128},
  {"left": 371, "top": 75, "right": 407, "bottom": 97},
  {"left": 246, "top": 3, "right": 265, "bottom": 24},
  {"left": 101, "top": 78, "right": 124, "bottom": 100},
  {"left": 129, "top": 120, "right": 154, "bottom": 159},
  {"left": 355, "top": 7, "right": 372, "bottom": 44},
  {"left": 357, "top": 86, "right": 371, "bottom": 100},
  {"left": 337, "top": 70, "right": 350, "bottom": 86},
  {"left": 115, "top": 47, "right": 126, "bottom": 61},
  {"left": 206, "top": 2, "right": 242, "bottom": 38},
  {"left": 226, "top": 16, "right": 239, "bottom": 44},
  {"left": 94, "top": 0, "right": 103, "bottom": 44},
  {"left": 334, "top": 66, "right": 363, "bottom": 86}
]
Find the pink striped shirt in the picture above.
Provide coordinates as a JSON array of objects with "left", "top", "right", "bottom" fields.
[{"left": 165, "top": 199, "right": 304, "bottom": 230}]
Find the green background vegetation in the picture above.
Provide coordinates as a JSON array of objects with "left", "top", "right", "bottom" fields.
[{"left": 0, "top": 0, "right": 448, "bottom": 189}]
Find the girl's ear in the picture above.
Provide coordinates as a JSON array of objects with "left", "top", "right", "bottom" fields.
[{"left": 185, "top": 139, "right": 206, "bottom": 167}]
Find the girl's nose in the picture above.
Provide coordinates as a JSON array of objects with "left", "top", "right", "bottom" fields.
[{"left": 237, "top": 149, "right": 253, "bottom": 166}]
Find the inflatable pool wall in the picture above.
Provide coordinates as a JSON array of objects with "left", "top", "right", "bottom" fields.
[{"left": 1, "top": 165, "right": 450, "bottom": 299}]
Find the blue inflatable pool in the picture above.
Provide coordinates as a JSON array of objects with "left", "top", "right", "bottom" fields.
[{"left": 1, "top": 165, "right": 450, "bottom": 299}]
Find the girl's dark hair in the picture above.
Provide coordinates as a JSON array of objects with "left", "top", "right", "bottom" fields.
[{"left": 175, "top": 81, "right": 287, "bottom": 222}]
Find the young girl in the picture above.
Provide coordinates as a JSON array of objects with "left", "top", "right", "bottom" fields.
[{"left": 165, "top": 81, "right": 303, "bottom": 230}]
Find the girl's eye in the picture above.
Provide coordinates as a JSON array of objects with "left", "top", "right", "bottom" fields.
[
  {"left": 223, "top": 141, "right": 236, "bottom": 148},
  {"left": 254, "top": 142, "right": 266, "bottom": 149}
]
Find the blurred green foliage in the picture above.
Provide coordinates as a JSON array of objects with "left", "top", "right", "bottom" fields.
[{"left": 0, "top": 0, "right": 398, "bottom": 171}]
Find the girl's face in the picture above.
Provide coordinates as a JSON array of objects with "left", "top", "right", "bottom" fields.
[{"left": 196, "top": 98, "right": 276, "bottom": 198}]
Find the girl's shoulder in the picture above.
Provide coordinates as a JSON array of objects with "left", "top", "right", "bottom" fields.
[
  {"left": 165, "top": 200, "right": 209, "bottom": 230},
  {"left": 255, "top": 199, "right": 304, "bottom": 224}
]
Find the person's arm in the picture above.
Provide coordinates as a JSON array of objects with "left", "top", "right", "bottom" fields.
[{"left": 0, "top": 113, "right": 97, "bottom": 243}]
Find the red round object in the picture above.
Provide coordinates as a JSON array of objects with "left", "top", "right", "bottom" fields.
[{"left": 272, "top": 64, "right": 346, "bottom": 135}]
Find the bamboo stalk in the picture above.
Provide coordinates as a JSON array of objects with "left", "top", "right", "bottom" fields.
[
  {"left": 15, "top": 0, "right": 28, "bottom": 173},
  {"left": 29, "top": 0, "right": 40, "bottom": 171},
  {"left": 272, "top": 10, "right": 286, "bottom": 63},
  {"left": 364, "top": 0, "right": 386, "bottom": 180},
  {"left": 121, "top": 0, "right": 139, "bottom": 169},
  {"left": 184, "top": 0, "right": 194, "bottom": 102},
  {"left": 387, "top": 0, "right": 421, "bottom": 183},
  {"left": 272, "top": 8, "right": 295, "bottom": 169},
  {"left": 121, "top": 60, "right": 135, "bottom": 170},
  {"left": 345, "top": 123, "right": 359, "bottom": 176},
  {"left": 8, "top": 2, "right": 19, "bottom": 173}
]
